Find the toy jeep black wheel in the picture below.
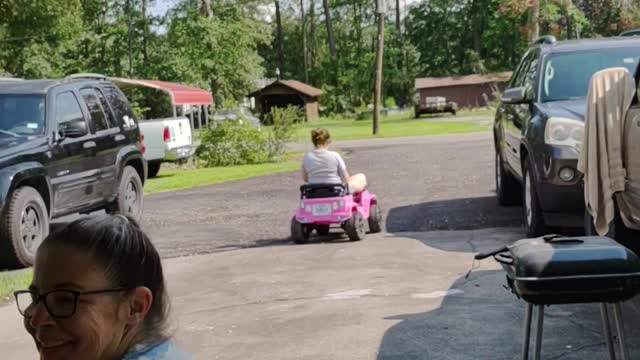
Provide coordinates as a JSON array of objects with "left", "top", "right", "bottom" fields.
[
  {"left": 0, "top": 186, "right": 49, "bottom": 268},
  {"left": 368, "top": 203, "right": 382, "bottom": 233},
  {"left": 344, "top": 212, "right": 366, "bottom": 241},
  {"left": 291, "top": 217, "right": 312, "bottom": 244},
  {"left": 316, "top": 225, "right": 331, "bottom": 236}
]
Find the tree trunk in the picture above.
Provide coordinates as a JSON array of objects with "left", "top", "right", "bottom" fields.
[
  {"left": 201, "top": 0, "right": 212, "bottom": 18},
  {"left": 275, "top": 1, "right": 285, "bottom": 76},
  {"left": 322, "top": 0, "right": 337, "bottom": 85},
  {"left": 300, "top": 0, "right": 309, "bottom": 84},
  {"left": 309, "top": 0, "right": 317, "bottom": 70},
  {"left": 322, "top": 0, "right": 337, "bottom": 59},
  {"left": 142, "top": 0, "right": 149, "bottom": 75},
  {"left": 529, "top": 0, "right": 540, "bottom": 42},
  {"left": 396, "top": 0, "right": 401, "bottom": 32},
  {"left": 126, "top": 0, "right": 133, "bottom": 77}
]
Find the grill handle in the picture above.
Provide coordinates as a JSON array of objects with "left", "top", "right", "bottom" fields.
[
  {"left": 493, "top": 252, "right": 513, "bottom": 265},
  {"left": 474, "top": 246, "right": 508, "bottom": 260}
]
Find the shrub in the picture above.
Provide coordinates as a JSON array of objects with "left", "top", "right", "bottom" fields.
[
  {"left": 196, "top": 119, "right": 269, "bottom": 167},
  {"left": 196, "top": 106, "right": 299, "bottom": 167},
  {"left": 384, "top": 96, "right": 397, "bottom": 108},
  {"left": 266, "top": 106, "right": 300, "bottom": 160}
]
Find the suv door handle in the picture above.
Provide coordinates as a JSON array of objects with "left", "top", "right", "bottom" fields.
[
  {"left": 83, "top": 141, "right": 97, "bottom": 150},
  {"left": 114, "top": 134, "right": 126, "bottom": 142}
]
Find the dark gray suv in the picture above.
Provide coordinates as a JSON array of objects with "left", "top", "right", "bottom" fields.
[
  {"left": 0, "top": 75, "right": 147, "bottom": 268},
  {"left": 494, "top": 35, "right": 640, "bottom": 237}
]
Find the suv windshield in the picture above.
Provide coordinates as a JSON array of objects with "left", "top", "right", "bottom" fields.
[
  {"left": 541, "top": 47, "right": 640, "bottom": 102},
  {"left": 0, "top": 95, "right": 45, "bottom": 136}
]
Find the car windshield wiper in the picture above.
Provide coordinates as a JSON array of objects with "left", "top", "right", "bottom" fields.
[
  {"left": 544, "top": 97, "right": 584, "bottom": 103},
  {"left": 0, "top": 129, "right": 20, "bottom": 137}
]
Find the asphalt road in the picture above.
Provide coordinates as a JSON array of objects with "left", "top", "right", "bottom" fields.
[{"left": 136, "top": 132, "right": 523, "bottom": 258}]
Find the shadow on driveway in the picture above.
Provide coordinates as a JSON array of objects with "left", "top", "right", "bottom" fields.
[
  {"left": 376, "top": 270, "right": 640, "bottom": 360},
  {"left": 386, "top": 196, "right": 523, "bottom": 233}
]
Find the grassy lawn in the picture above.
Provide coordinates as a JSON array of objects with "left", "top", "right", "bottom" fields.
[
  {"left": 293, "top": 110, "right": 492, "bottom": 142},
  {"left": 145, "top": 160, "right": 300, "bottom": 194},
  {"left": 0, "top": 269, "right": 32, "bottom": 302}
]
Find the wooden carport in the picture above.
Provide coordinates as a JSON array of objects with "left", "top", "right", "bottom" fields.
[{"left": 248, "top": 80, "right": 322, "bottom": 121}]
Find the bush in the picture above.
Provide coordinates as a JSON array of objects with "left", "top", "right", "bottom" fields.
[
  {"left": 384, "top": 97, "right": 397, "bottom": 108},
  {"left": 266, "top": 106, "right": 300, "bottom": 160},
  {"left": 196, "top": 106, "right": 299, "bottom": 167}
]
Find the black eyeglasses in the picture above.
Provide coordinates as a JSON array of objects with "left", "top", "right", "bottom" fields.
[{"left": 14, "top": 288, "right": 131, "bottom": 319}]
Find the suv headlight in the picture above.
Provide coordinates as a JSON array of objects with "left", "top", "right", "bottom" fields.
[{"left": 544, "top": 117, "right": 584, "bottom": 150}]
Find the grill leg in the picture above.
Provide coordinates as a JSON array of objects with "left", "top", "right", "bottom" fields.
[
  {"left": 600, "top": 303, "right": 617, "bottom": 360},
  {"left": 533, "top": 305, "right": 545, "bottom": 360},
  {"left": 613, "top": 302, "right": 630, "bottom": 360},
  {"left": 523, "top": 303, "right": 533, "bottom": 360}
]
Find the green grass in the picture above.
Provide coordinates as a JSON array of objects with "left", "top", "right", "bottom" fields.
[
  {"left": 145, "top": 160, "right": 301, "bottom": 194},
  {"left": 0, "top": 269, "right": 32, "bottom": 301},
  {"left": 293, "top": 110, "right": 491, "bottom": 142}
]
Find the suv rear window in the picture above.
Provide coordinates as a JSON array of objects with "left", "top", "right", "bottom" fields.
[
  {"left": 0, "top": 95, "right": 45, "bottom": 136},
  {"left": 541, "top": 47, "right": 640, "bottom": 102},
  {"left": 81, "top": 88, "right": 110, "bottom": 132}
]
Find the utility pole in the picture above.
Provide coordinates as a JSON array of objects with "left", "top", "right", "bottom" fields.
[{"left": 373, "top": 0, "right": 386, "bottom": 135}]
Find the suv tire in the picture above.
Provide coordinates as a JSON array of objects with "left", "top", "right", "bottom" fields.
[
  {"left": 496, "top": 151, "right": 522, "bottom": 206},
  {"left": 523, "top": 158, "right": 547, "bottom": 237},
  {"left": 107, "top": 166, "right": 144, "bottom": 222},
  {"left": 147, "top": 161, "right": 161, "bottom": 178},
  {"left": 0, "top": 186, "right": 49, "bottom": 268}
]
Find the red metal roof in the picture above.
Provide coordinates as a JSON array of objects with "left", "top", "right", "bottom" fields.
[
  {"left": 415, "top": 72, "right": 513, "bottom": 90},
  {"left": 111, "top": 78, "right": 213, "bottom": 105}
]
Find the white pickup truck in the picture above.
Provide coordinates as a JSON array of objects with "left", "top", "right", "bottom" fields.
[{"left": 138, "top": 117, "right": 194, "bottom": 177}]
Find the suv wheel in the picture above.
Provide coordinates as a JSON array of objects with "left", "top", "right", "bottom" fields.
[
  {"left": 107, "top": 166, "right": 144, "bottom": 222},
  {"left": 496, "top": 151, "right": 521, "bottom": 206},
  {"left": 523, "top": 158, "right": 547, "bottom": 237},
  {"left": 0, "top": 187, "right": 49, "bottom": 268}
]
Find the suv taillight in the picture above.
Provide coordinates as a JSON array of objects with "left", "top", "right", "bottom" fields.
[
  {"left": 163, "top": 126, "right": 170, "bottom": 142},
  {"left": 139, "top": 132, "right": 146, "bottom": 154}
]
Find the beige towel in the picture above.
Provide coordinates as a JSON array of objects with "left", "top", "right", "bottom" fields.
[
  {"left": 617, "top": 106, "right": 640, "bottom": 230},
  {"left": 577, "top": 68, "right": 635, "bottom": 235}
]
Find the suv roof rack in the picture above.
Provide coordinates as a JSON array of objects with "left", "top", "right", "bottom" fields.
[
  {"left": 532, "top": 35, "right": 557, "bottom": 46},
  {"left": 64, "top": 73, "right": 110, "bottom": 81},
  {"left": 621, "top": 29, "right": 640, "bottom": 37}
]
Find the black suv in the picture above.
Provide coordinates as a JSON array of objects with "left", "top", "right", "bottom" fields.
[
  {"left": 0, "top": 75, "right": 147, "bottom": 268},
  {"left": 494, "top": 35, "right": 640, "bottom": 237}
]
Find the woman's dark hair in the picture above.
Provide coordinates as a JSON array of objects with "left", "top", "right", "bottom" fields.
[
  {"left": 42, "top": 214, "right": 169, "bottom": 341},
  {"left": 311, "top": 128, "right": 330, "bottom": 147}
]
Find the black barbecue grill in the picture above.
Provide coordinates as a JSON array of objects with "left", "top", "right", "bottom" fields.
[{"left": 476, "top": 235, "right": 640, "bottom": 360}]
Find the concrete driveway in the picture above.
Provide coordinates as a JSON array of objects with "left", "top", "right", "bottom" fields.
[{"left": 3, "top": 132, "right": 640, "bottom": 359}]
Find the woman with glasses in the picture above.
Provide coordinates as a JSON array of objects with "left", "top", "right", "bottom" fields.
[{"left": 14, "top": 214, "right": 189, "bottom": 360}]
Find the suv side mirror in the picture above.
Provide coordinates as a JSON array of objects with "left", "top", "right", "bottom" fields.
[
  {"left": 501, "top": 87, "right": 530, "bottom": 105},
  {"left": 58, "top": 118, "right": 88, "bottom": 139}
]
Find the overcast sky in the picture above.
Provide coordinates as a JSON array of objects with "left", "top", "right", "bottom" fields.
[{"left": 151, "top": 0, "right": 422, "bottom": 18}]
